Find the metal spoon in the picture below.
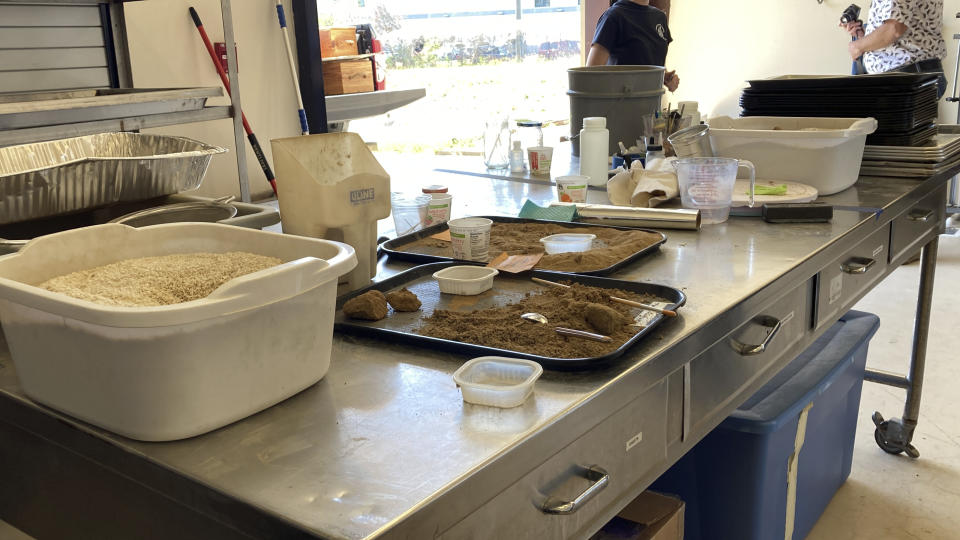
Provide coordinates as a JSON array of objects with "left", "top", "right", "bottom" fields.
[{"left": 520, "top": 312, "right": 612, "bottom": 343}]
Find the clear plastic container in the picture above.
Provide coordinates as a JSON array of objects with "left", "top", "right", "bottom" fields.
[
  {"left": 391, "top": 193, "right": 431, "bottom": 237},
  {"left": 447, "top": 217, "right": 493, "bottom": 261},
  {"left": 432, "top": 265, "right": 498, "bottom": 295},
  {"left": 483, "top": 118, "right": 511, "bottom": 170},
  {"left": 539, "top": 233, "right": 596, "bottom": 254},
  {"left": 452, "top": 356, "right": 543, "bottom": 408}
]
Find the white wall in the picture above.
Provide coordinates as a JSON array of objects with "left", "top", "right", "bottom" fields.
[
  {"left": 124, "top": 0, "right": 303, "bottom": 200},
  {"left": 667, "top": 0, "right": 960, "bottom": 124}
]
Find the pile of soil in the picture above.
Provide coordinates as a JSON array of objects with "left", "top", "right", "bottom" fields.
[
  {"left": 416, "top": 282, "right": 665, "bottom": 359},
  {"left": 397, "top": 222, "right": 661, "bottom": 272}
]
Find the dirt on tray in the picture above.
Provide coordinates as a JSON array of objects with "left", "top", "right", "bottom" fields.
[
  {"left": 416, "top": 282, "right": 666, "bottom": 359},
  {"left": 397, "top": 222, "right": 662, "bottom": 272}
]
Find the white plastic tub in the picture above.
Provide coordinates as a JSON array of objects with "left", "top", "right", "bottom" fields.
[
  {"left": 433, "top": 265, "right": 498, "bottom": 295},
  {"left": 708, "top": 116, "right": 877, "bottom": 195},
  {"left": 453, "top": 357, "right": 543, "bottom": 408},
  {"left": 0, "top": 223, "right": 356, "bottom": 441},
  {"left": 539, "top": 233, "right": 596, "bottom": 254}
]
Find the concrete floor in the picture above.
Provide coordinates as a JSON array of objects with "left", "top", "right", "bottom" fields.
[
  {"left": 1, "top": 235, "right": 958, "bottom": 540},
  {"left": 807, "top": 233, "right": 960, "bottom": 540}
]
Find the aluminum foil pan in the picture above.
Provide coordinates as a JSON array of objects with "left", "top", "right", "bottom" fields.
[{"left": 0, "top": 133, "right": 225, "bottom": 225}]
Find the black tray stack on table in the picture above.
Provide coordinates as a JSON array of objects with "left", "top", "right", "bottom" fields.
[{"left": 740, "top": 73, "right": 940, "bottom": 146}]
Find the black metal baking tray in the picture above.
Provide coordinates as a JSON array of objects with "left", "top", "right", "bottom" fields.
[
  {"left": 741, "top": 104, "right": 938, "bottom": 133},
  {"left": 740, "top": 88, "right": 937, "bottom": 111},
  {"left": 865, "top": 124, "right": 937, "bottom": 146},
  {"left": 380, "top": 217, "right": 667, "bottom": 276},
  {"left": 745, "top": 73, "right": 938, "bottom": 91},
  {"left": 334, "top": 262, "right": 686, "bottom": 370}
]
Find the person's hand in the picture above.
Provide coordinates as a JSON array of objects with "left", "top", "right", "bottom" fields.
[
  {"left": 840, "top": 21, "right": 865, "bottom": 39},
  {"left": 848, "top": 40, "right": 864, "bottom": 60},
  {"left": 665, "top": 70, "right": 680, "bottom": 92}
]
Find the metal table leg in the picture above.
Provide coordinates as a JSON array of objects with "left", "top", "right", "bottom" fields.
[{"left": 864, "top": 236, "right": 939, "bottom": 458}]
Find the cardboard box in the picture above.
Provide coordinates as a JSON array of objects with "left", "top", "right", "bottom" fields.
[
  {"left": 322, "top": 58, "right": 374, "bottom": 95},
  {"left": 319, "top": 27, "right": 358, "bottom": 58},
  {"left": 590, "top": 491, "right": 684, "bottom": 540}
]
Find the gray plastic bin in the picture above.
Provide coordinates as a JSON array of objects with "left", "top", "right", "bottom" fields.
[{"left": 568, "top": 66, "right": 665, "bottom": 156}]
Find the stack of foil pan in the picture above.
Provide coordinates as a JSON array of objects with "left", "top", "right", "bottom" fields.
[{"left": 0, "top": 133, "right": 225, "bottom": 225}]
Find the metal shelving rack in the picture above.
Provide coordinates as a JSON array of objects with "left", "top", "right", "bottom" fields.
[{"left": 0, "top": 0, "right": 252, "bottom": 201}]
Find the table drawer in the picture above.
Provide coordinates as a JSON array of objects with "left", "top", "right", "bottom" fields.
[
  {"left": 439, "top": 379, "right": 670, "bottom": 539},
  {"left": 889, "top": 187, "right": 945, "bottom": 264},
  {"left": 816, "top": 225, "right": 889, "bottom": 328},
  {"left": 688, "top": 279, "right": 813, "bottom": 436}
]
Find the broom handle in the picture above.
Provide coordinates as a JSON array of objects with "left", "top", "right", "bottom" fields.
[
  {"left": 189, "top": 7, "right": 278, "bottom": 195},
  {"left": 275, "top": 2, "right": 310, "bottom": 135}
]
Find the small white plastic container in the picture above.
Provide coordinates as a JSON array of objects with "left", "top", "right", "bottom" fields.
[
  {"left": 452, "top": 357, "right": 543, "bottom": 408},
  {"left": 433, "top": 265, "right": 498, "bottom": 295},
  {"left": 447, "top": 217, "right": 493, "bottom": 261},
  {"left": 556, "top": 175, "right": 589, "bottom": 203},
  {"left": 708, "top": 116, "right": 877, "bottom": 195},
  {"left": 539, "top": 233, "right": 596, "bottom": 254},
  {"left": 424, "top": 193, "right": 453, "bottom": 226},
  {"left": 0, "top": 223, "right": 356, "bottom": 441}
]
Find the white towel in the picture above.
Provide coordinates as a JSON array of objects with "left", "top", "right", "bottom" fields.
[{"left": 606, "top": 157, "right": 679, "bottom": 208}]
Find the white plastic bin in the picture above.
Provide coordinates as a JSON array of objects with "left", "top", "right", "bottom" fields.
[
  {"left": 0, "top": 223, "right": 356, "bottom": 441},
  {"left": 708, "top": 116, "right": 877, "bottom": 195}
]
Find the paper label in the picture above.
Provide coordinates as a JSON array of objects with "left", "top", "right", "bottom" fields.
[
  {"left": 487, "top": 252, "right": 544, "bottom": 273},
  {"left": 425, "top": 202, "right": 451, "bottom": 226}
]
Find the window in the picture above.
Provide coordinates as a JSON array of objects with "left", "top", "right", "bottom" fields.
[{"left": 319, "top": 1, "right": 581, "bottom": 156}]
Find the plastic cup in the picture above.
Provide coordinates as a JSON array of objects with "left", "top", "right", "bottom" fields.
[
  {"left": 391, "top": 193, "right": 431, "bottom": 236},
  {"left": 424, "top": 193, "right": 453, "bottom": 226},
  {"left": 527, "top": 146, "right": 553, "bottom": 176},
  {"left": 447, "top": 217, "right": 493, "bottom": 261},
  {"left": 555, "top": 175, "right": 589, "bottom": 203},
  {"left": 673, "top": 157, "right": 756, "bottom": 225}
]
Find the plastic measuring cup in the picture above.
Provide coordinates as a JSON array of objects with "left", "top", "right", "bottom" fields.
[
  {"left": 673, "top": 157, "right": 756, "bottom": 224},
  {"left": 391, "top": 193, "right": 431, "bottom": 236},
  {"left": 448, "top": 217, "right": 493, "bottom": 261},
  {"left": 555, "top": 175, "right": 589, "bottom": 203}
]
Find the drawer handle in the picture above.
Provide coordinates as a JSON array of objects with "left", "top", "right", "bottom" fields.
[
  {"left": 729, "top": 315, "right": 783, "bottom": 356},
  {"left": 841, "top": 256, "right": 876, "bottom": 275},
  {"left": 908, "top": 209, "right": 934, "bottom": 222},
  {"left": 541, "top": 466, "right": 609, "bottom": 515}
]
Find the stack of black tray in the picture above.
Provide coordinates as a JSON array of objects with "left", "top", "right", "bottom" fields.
[{"left": 740, "top": 73, "right": 940, "bottom": 146}]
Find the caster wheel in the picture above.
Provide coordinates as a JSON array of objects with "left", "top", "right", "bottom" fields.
[{"left": 874, "top": 427, "right": 904, "bottom": 455}]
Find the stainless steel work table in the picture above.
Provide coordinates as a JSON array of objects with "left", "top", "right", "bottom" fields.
[{"left": 0, "top": 166, "right": 953, "bottom": 539}]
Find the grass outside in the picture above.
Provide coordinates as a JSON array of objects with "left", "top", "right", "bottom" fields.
[{"left": 349, "top": 57, "right": 578, "bottom": 155}]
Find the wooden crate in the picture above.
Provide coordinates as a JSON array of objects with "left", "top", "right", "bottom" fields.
[
  {"left": 322, "top": 58, "right": 374, "bottom": 95},
  {"left": 319, "top": 27, "right": 358, "bottom": 58}
]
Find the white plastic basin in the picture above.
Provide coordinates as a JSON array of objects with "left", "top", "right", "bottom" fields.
[
  {"left": 539, "top": 233, "right": 596, "bottom": 254},
  {"left": 0, "top": 223, "right": 356, "bottom": 441},
  {"left": 708, "top": 116, "right": 878, "bottom": 195},
  {"left": 453, "top": 357, "right": 543, "bottom": 408}
]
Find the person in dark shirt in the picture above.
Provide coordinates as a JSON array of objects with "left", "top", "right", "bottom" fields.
[{"left": 586, "top": 0, "right": 679, "bottom": 92}]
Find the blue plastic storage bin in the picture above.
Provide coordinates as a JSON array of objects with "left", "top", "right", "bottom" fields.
[{"left": 652, "top": 310, "right": 880, "bottom": 540}]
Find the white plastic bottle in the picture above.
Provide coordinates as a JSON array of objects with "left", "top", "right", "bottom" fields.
[
  {"left": 509, "top": 140, "right": 525, "bottom": 173},
  {"left": 579, "top": 117, "right": 609, "bottom": 187}
]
